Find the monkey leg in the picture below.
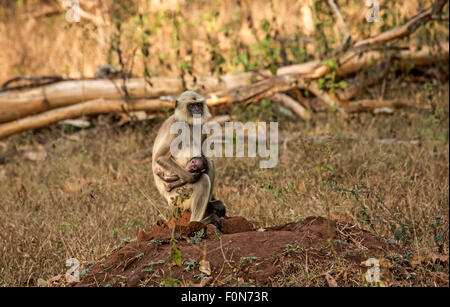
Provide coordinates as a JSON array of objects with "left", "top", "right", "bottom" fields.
[
  {"left": 206, "top": 159, "right": 215, "bottom": 202},
  {"left": 189, "top": 174, "right": 212, "bottom": 222}
]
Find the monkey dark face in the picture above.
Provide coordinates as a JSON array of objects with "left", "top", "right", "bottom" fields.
[
  {"left": 187, "top": 102, "right": 204, "bottom": 116},
  {"left": 174, "top": 90, "right": 211, "bottom": 124}
]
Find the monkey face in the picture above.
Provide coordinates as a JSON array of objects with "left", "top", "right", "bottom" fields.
[
  {"left": 174, "top": 91, "right": 211, "bottom": 124},
  {"left": 187, "top": 102, "right": 204, "bottom": 116},
  {"left": 187, "top": 157, "right": 207, "bottom": 173}
]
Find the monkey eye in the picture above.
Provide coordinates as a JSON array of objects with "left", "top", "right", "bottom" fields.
[{"left": 175, "top": 100, "right": 178, "bottom": 108}]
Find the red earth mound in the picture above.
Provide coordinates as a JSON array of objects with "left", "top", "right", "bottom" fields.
[{"left": 74, "top": 212, "right": 448, "bottom": 287}]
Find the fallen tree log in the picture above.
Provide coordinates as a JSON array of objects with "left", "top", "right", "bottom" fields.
[
  {"left": 336, "top": 42, "right": 449, "bottom": 78},
  {"left": 0, "top": 40, "right": 446, "bottom": 124},
  {"left": 0, "top": 74, "right": 310, "bottom": 139},
  {"left": 335, "top": 42, "right": 449, "bottom": 101},
  {"left": 277, "top": 41, "right": 448, "bottom": 78},
  {"left": 0, "top": 98, "right": 174, "bottom": 139},
  {"left": 0, "top": 42, "right": 449, "bottom": 123},
  {"left": 0, "top": 78, "right": 178, "bottom": 123},
  {"left": 0, "top": 42, "right": 446, "bottom": 139},
  {"left": 0, "top": 73, "right": 262, "bottom": 123},
  {"left": 1, "top": 42, "right": 445, "bottom": 126}
]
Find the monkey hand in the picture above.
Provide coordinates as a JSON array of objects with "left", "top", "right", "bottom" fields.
[{"left": 154, "top": 168, "right": 164, "bottom": 177}]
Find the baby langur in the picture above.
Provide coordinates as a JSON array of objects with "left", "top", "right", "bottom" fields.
[{"left": 155, "top": 156, "right": 208, "bottom": 192}]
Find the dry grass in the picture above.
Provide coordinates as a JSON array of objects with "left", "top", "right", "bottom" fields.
[
  {"left": 0, "top": 80, "right": 448, "bottom": 286},
  {"left": 0, "top": 0, "right": 448, "bottom": 286}
]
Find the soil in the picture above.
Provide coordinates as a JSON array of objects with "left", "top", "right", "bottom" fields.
[{"left": 74, "top": 211, "right": 448, "bottom": 287}]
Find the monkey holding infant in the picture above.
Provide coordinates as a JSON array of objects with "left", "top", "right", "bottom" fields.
[
  {"left": 152, "top": 91, "right": 226, "bottom": 230},
  {"left": 155, "top": 156, "right": 208, "bottom": 192}
]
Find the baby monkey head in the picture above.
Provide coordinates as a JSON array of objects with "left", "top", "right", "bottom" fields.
[
  {"left": 174, "top": 91, "right": 211, "bottom": 124},
  {"left": 186, "top": 156, "right": 208, "bottom": 173}
]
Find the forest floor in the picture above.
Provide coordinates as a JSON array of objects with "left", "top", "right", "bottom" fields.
[
  {"left": 74, "top": 212, "right": 448, "bottom": 287},
  {"left": 0, "top": 78, "right": 448, "bottom": 286}
]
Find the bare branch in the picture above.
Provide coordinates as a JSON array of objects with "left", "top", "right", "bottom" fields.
[
  {"left": 270, "top": 93, "right": 311, "bottom": 121},
  {"left": 327, "top": 0, "right": 351, "bottom": 53}
]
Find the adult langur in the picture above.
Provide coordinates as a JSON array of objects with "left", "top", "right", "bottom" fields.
[{"left": 152, "top": 91, "right": 225, "bottom": 229}]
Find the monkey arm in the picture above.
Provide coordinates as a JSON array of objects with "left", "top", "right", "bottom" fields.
[{"left": 166, "top": 179, "right": 187, "bottom": 192}]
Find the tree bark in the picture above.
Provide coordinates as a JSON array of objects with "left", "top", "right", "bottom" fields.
[
  {"left": 0, "top": 98, "right": 173, "bottom": 139},
  {"left": 0, "top": 73, "right": 262, "bottom": 123}
]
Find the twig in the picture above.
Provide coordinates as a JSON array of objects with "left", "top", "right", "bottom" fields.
[
  {"left": 270, "top": 93, "right": 311, "bottom": 120},
  {"left": 1, "top": 75, "right": 68, "bottom": 92},
  {"left": 343, "top": 99, "right": 410, "bottom": 113},
  {"left": 327, "top": 0, "right": 351, "bottom": 54},
  {"left": 307, "top": 82, "right": 344, "bottom": 113},
  {"left": 355, "top": 0, "right": 448, "bottom": 47}
]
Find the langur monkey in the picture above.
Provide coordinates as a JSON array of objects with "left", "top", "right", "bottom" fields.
[{"left": 152, "top": 91, "right": 225, "bottom": 229}]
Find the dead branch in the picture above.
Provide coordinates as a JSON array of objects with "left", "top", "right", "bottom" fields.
[
  {"left": 270, "top": 93, "right": 311, "bottom": 120},
  {"left": 0, "top": 98, "right": 173, "bottom": 139},
  {"left": 276, "top": 60, "right": 322, "bottom": 77},
  {"left": 327, "top": 0, "right": 351, "bottom": 53},
  {"left": 335, "top": 65, "right": 389, "bottom": 101},
  {"left": 0, "top": 73, "right": 262, "bottom": 123},
  {"left": 337, "top": 41, "right": 448, "bottom": 77},
  {"left": 278, "top": 0, "right": 448, "bottom": 78},
  {"left": 342, "top": 99, "right": 410, "bottom": 113},
  {"left": 208, "top": 74, "right": 308, "bottom": 106},
  {"left": 1, "top": 75, "right": 68, "bottom": 91},
  {"left": 355, "top": 0, "right": 448, "bottom": 47}
]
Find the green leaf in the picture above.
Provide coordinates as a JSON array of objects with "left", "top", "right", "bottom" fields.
[
  {"left": 261, "top": 20, "right": 270, "bottom": 32},
  {"left": 318, "top": 78, "right": 325, "bottom": 89}
]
